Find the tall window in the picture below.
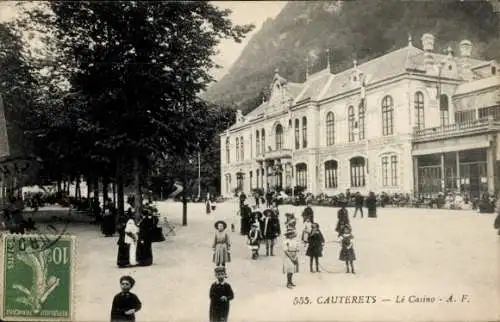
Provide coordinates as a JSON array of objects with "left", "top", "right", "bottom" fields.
[
  {"left": 256, "top": 169, "right": 260, "bottom": 188},
  {"left": 440, "top": 94, "right": 449, "bottom": 126},
  {"left": 348, "top": 106, "right": 355, "bottom": 142},
  {"left": 296, "top": 163, "right": 308, "bottom": 188},
  {"left": 381, "top": 154, "right": 398, "bottom": 186},
  {"left": 381, "top": 95, "right": 394, "bottom": 136},
  {"left": 294, "top": 119, "right": 300, "bottom": 149},
  {"left": 225, "top": 138, "right": 230, "bottom": 164},
  {"left": 256, "top": 130, "right": 260, "bottom": 156},
  {"left": 358, "top": 102, "right": 365, "bottom": 139},
  {"left": 261, "top": 129, "right": 265, "bottom": 154},
  {"left": 414, "top": 91, "right": 425, "bottom": 130},
  {"left": 275, "top": 124, "right": 283, "bottom": 150},
  {"left": 236, "top": 173, "right": 244, "bottom": 191},
  {"left": 240, "top": 136, "right": 244, "bottom": 160},
  {"left": 235, "top": 138, "right": 239, "bottom": 161},
  {"left": 302, "top": 117, "right": 307, "bottom": 148},
  {"left": 350, "top": 157, "right": 366, "bottom": 187},
  {"left": 324, "top": 160, "right": 338, "bottom": 188},
  {"left": 326, "top": 112, "right": 335, "bottom": 146}
]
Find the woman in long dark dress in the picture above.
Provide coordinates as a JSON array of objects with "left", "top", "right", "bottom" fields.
[
  {"left": 110, "top": 275, "right": 142, "bottom": 322},
  {"left": 209, "top": 266, "right": 234, "bottom": 322},
  {"left": 366, "top": 191, "right": 377, "bottom": 218},
  {"left": 239, "top": 203, "right": 252, "bottom": 236},
  {"left": 102, "top": 198, "right": 117, "bottom": 237},
  {"left": 136, "top": 216, "right": 154, "bottom": 266}
]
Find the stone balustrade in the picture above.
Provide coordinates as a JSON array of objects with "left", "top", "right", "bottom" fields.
[{"left": 413, "top": 117, "right": 500, "bottom": 142}]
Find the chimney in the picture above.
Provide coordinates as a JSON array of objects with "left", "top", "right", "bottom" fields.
[
  {"left": 459, "top": 40, "right": 473, "bottom": 81},
  {"left": 421, "top": 33, "right": 435, "bottom": 71}
]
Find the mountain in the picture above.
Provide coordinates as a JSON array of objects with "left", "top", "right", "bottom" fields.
[{"left": 204, "top": 0, "right": 500, "bottom": 114}]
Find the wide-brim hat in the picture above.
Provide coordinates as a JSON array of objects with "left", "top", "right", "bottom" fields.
[
  {"left": 284, "top": 229, "right": 297, "bottom": 237},
  {"left": 285, "top": 212, "right": 294, "bottom": 217},
  {"left": 120, "top": 275, "right": 136, "bottom": 288},
  {"left": 214, "top": 220, "right": 227, "bottom": 230}
]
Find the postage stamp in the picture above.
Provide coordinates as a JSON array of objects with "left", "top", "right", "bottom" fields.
[{"left": 0, "top": 233, "right": 76, "bottom": 322}]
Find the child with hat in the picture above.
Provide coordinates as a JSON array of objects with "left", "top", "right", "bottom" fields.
[
  {"left": 209, "top": 266, "right": 234, "bottom": 322},
  {"left": 248, "top": 222, "right": 262, "bottom": 259},
  {"left": 337, "top": 225, "right": 356, "bottom": 274},
  {"left": 306, "top": 223, "right": 325, "bottom": 273},
  {"left": 283, "top": 229, "right": 299, "bottom": 288},
  {"left": 110, "top": 275, "right": 142, "bottom": 322},
  {"left": 335, "top": 199, "right": 350, "bottom": 237},
  {"left": 213, "top": 220, "right": 231, "bottom": 267}
]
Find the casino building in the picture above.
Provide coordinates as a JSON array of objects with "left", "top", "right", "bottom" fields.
[{"left": 220, "top": 33, "right": 500, "bottom": 199}]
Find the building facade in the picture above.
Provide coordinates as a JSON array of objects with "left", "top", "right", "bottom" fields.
[{"left": 220, "top": 33, "right": 500, "bottom": 198}]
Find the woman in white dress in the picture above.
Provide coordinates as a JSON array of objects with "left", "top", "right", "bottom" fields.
[
  {"left": 283, "top": 229, "right": 299, "bottom": 288},
  {"left": 124, "top": 219, "right": 139, "bottom": 266}
]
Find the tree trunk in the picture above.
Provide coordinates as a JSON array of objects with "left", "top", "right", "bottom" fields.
[
  {"left": 133, "top": 156, "right": 143, "bottom": 220},
  {"left": 116, "top": 159, "right": 125, "bottom": 219},
  {"left": 86, "top": 175, "right": 91, "bottom": 200},
  {"left": 102, "top": 177, "right": 109, "bottom": 202},
  {"left": 112, "top": 181, "right": 116, "bottom": 207},
  {"left": 182, "top": 162, "right": 187, "bottom": 226},
  {"left": 75, "top": 176, "right": 81, "bottom": 200},
  {"left": 93, "top": 177, "right": 99, "bottom": 201}
]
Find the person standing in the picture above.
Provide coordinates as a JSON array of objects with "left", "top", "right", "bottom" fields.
[
  {"left": 239, "top": 191, "right": 247, "bottom": 213},
  {"left": 206, "top": 193, "right": 212, "bottom": 215},
  {"left": 353, "top": 192, "right": 364, "bottom": 218},
  {"left": 110, "top": 275, "right": 142, "bottom": 322},
  {"left": 338, "top": 225, "right": 356, "bottom": 274},
  {"left": 366, "top": 191, "right": 377, "bottom": 218},
  {"left": 283, "top": 229, "right": 299, "bottom": 288},
  {"left": 254, "top": 192, "right": 260, "bottom": 208},
  {"left": 102, "top": 198, "right": 117, "bottom": 237},
  {"left": 306, "top": 223, "right": 325, "bottom": 273},
  {"left": 136, "top": 215, "right": 154, "bottom": 266},
  {"left": 209, "top": 266, "right": 234, "bottom": 322},
  {"left": 301, "top": 201, "right": 314, "bottom": 223},
  {"left": 301, "top": 216, "right": 313, "bottom": 245},
  {"left": 239, "top": 202, "right": 252, "bottom": 236},
  {"left": 117, "top": 219, "right": 139, "bottom": 268},
  {"left": 213, "top": 221, "right": 231, "bottom": 267},
  {"left": 247, "top": 222, "right": 262, "bottom": 259},
  {"left": 265, "top": 190, "right": 273, "bottom": 208},
  {"left": 335, "top": 200, "right": 350, "bottom": 237},
  {"left": 261, "top": 209, "right": 280, "bottom": 256}
]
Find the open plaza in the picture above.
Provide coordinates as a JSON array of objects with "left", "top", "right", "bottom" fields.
[{"left": 56, "top": 200, "right": 500, "bottom": 322}]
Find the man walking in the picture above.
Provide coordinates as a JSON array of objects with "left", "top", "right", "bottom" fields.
[{"left": 353, "top": 192, "right": 364, "bottom": 218}]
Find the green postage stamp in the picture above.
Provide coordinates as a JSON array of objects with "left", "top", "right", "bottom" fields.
[{"left": 0, "top": 233, "right": 76, "bottom": 321}]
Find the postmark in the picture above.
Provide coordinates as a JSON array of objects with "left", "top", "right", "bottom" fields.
[{"left": 0, "top": 233, "right": 76, "bottom": 321}]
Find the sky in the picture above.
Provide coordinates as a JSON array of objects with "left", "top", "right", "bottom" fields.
[{"left": 0, "top": 1, "right": 287, "bottom": 81}]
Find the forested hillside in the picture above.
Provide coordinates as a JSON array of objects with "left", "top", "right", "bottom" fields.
[{"left": 205, "top": 1, "right": 500, "bottom": 114}]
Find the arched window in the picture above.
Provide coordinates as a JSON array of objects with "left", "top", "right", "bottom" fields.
[
  {"left": 439, "top": 94, "right": 449, "bottom": 126},
  {"left": 261, "top": 129, "right": 265, "bottom": 154},
  {"left": 381, "top": 95, "right": 394, "bottom": 136},
  {"left": 302, "top": 117, "right": 308, "bottom": 148},
  {"left": 225, "top": 138, "right": 230, "bottom": 164},
  {"left": 275, "top": 124, "right": 283, "bottom": 150},
  {"left": 240, "top": 136, "right": 244, "bottom": 160},
  {"left": 350, "top": 157, "right": 366, "bottom": 187},
  {"left": 295, "top": 163, "right": 308, "bottom": 188},
  {"left": 414, "top": 91, "right": 425, "bottom": 130},
  {"left": 358, "top": 102, "right": 365, "bottom": 140},
  {"left": 381, "top": 154, "right": 398, "bottom": 187},
  {"left": 324, "top": 160, "right": 338, "bottom": 188},
  {"left": 348, "top": 106, "right": 355, "bottom": 142},
  {"left": 326, "top": 112, "right": 335, "bottom": 146},
  {"left": 256, "top": 130, "right": 260, "bottom": 156},
  {"left": 235, "top": 137, "right": 240, "bottom": 161},
  {"left": 294, "top": 119, "right": 300, "bottom": 149}
]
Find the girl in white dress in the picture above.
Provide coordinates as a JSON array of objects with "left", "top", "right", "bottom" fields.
[
  {"left": 283, "top": 229, "right": 299, "bottom": 288},
  {"left": 124, "top": 219, "right": 139, "bottom": 266}
]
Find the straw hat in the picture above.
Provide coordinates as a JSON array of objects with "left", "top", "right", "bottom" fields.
[{"left": 214, "top": 220, "right": 227, "bottom": 230}]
